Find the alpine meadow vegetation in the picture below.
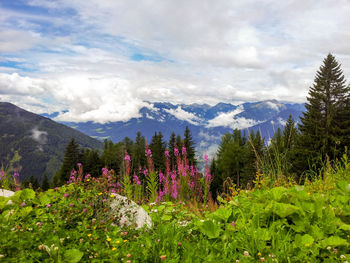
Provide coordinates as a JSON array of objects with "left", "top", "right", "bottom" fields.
[{"left": 1, "top": 54, "right": 350, "bottom": 262}]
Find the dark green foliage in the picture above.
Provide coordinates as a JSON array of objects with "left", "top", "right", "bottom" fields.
[
  {"left": 183, "top": 126, "right": 196, "bottom": 165},
  {"left": 297, "top": 53, "right": 350, "bottom": 175},
  {"left": 150, "top": 132, "right": 166, "bottom": 172},
  {"left": 53, "top": 138, "right": 82, "bottom": 185},
  {"left": 0, "top": 102, "right": 103, "bottom": 182},
  {"left": 82, "top": 149, "right": 103, "bottom": 177},
  {"left": 41, "top": 174, "right": 50, "bottom": 191},
  {"left": 131, "top": 132, "right": 146, "bottom": 172},
  {"left": 100, "top": 140, "right": 124, "bottom": 173},
  {"left": 168, "top": 132, "right": 177, "bottom": 170}
]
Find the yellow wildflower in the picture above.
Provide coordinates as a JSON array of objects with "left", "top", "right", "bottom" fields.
[
  {"left": 112, "top": 247, "right": 116, "bottom": 251},
  {"left": 110, "top": 194, "right": 115, "bottom": 198},
  {"left": 107, "top": 238, "right": 111, "bottom": 242},
  {"left": 87, "top": 234, "right": 92, "bottom": 237},
  {"left": 98, "top": 192, "right": 102, "bottom": 196},
  {"left": 116, "top": 241, "right": 121, "bottom": 244},
  {"left": 124, "top": 240, "right": 128, "bottom": 243}
]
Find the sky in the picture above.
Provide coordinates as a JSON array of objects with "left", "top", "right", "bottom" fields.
[{"left": 1, "top": 0, "right": 350, "bottom": 123}]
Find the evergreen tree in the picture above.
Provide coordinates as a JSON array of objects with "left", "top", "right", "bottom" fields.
[
  {"left": 150, "top": 132, "right": 166, "bottom": 172},
  {"left": 183, "top": 126, "right": 196, "bottom": 165},
  {"left": 83, "top": 149, "right": 103, "bottom": 177},
  {"left": 132, "top": 132, "right": 146, "bottom": 172},
  {"left": 168, "top": 132, "right": 177, "bottom": 170},
  {"left": 283, "top": 115, "right": 298, "bottom": 150},
  {"left": 297, "top": 54, "right": 349, "bottom": 173},
  {"left": 53, "top": 138, "right": 81, "bottom": 185},
  {"left": 41, "top": 174, "right": 50, "bottom": 191},
  {"left": 29, "top": 175, "right": 39, "bottom": 190}
]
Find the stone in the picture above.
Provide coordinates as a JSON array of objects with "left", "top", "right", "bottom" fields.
[
  {"left": 0, "top": 189, "right": 15, "bottom": 204},
  {"left": 110, "top": 194, "right": 152, "bottom": 230}
]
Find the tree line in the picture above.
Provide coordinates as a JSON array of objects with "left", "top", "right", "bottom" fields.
[
  {"left": 29, "top": 53, "right": 350, "bottom": 196},
  {"left": 50, "top": 126, "right": 196, "bottom": 187}
]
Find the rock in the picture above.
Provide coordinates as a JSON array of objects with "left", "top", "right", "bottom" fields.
[
  {"left": 0, "top": 189, "right": 15, "bottom": 204},
  {"left": 110, "top": 194, "right": 152, "bottom": 230}
]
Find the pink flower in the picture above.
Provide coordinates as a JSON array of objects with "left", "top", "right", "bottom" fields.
[
  {"left": 77, "top": 163, "right": 82, "bottom": 167},
  {"left": 182, "top": 146, "right": 187, "bottom": 155},
  {"left": 231, "top": 221, "right": 236, "bottom": 227},
  {"left": 69, "top": 203, "right": 73, "bottom": 207},
  {"left": 47, "top": 204, "right": 51, "bottom": 208},
  {"left": 164, "top": 150, "right": 170, "bottom": 157},
  {"left": 160, "top": 255, "right": 167, "bottom": 260},
  {"left": 124, "top": 153, "right": 131, "bottom": 161},
  {"left": 83, "top": 208, "right": 87, "bottom": 213},
  {"left": 157, "top": 239, "right": 160, "bottom": 242},
  {"left": 21, "top": 202, "right": 26, "bottom": 207},
  {"left": 174, "top": 147, "right": 179, "bottom": 156},
  {"left": 64, "top": 193, "right": 69, "bottom": 198}
]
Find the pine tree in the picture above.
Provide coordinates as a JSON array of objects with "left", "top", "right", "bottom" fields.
[
  {"left": 298, "top": 53, "right": 349, "bottom": 173},
  {"left": 132, "top": 132, "right": 146, "bottom": 172},
  {"left": 168, "top": 132, "right": 177, "bottom": 169},
  {"left": 41, "top": 174, "right": 50, "bottom": 191},
  {"left": 283, "top": 115, "right": 298, "bottom": 150},
  {"left": 54, "top": 138, "right": 81, "bottom": 185},
  {"left": 183, "top": 126, "right": 196, "bottom": 165},
  {"left": 150, "top": 132, "right": 166, "bottom": 172}
]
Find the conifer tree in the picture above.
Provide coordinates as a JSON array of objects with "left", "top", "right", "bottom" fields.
[
  {"left": 168, "top": 132, "right": 177, "bottom": 169},
  {"left": 283, "top": 115, "right": 298, "bottom": 150},
  {"left": 132, "top": 132, "right": 146, "bottom": 172},
  {"left": 298, "top": 53, "right": 349, "bottom": 172},
  {"left": 183, "top": 126, "right": 196, "bottom": 165},
  {"left": 54, "top": 138, "right": 81, "bottom": 185},
  {"left": 150, "top": 132, "right": 166, "bottom": 172},
  {"left": 41, "top": 174, "right": 50, "bottom": 191}
]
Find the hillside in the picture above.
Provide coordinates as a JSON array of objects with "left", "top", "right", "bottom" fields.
[{"left": 0, "top": 102, "right": 103, "bottom": 182}]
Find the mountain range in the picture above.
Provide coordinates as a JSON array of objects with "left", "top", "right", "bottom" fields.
[
  {"left": 50, "top": 100, "right": 305, "bottom": 157},
  {"left": 0, "top": 102, "right": 103, "bottom": 182}
]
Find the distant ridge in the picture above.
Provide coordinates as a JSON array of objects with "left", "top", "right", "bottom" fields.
[
  {"left": 0, "top": 102, "right": 103, "bottom": 182},
  {"left": 54, "top": 100, "right": 305, "bottom": 156}
]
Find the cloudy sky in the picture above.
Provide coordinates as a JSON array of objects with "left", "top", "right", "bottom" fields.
[{"left": 1, "top": 0, "right": 350, "bottom": 123}]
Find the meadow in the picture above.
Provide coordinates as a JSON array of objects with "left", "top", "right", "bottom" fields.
[{"left": 0, "top": 147, "right": 350, "bottom": 262}]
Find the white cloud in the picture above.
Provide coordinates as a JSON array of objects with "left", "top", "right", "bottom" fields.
[
  {"left": 207, "top": 105, "right": 260, "bottom": 130},
  {"left": 1, "top": 0, "right": 350, "bottom": 122},
  {"left": 0, "top": 73, "right": 45, "bottom": 95},
  {"left": 164, "top": 106, "right": 202, "bottom": 125}
]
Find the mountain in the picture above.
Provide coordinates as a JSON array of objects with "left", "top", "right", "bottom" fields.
[
  {"left": 0, "top": 102, "right": 103, "bottom": 182},
  {"left": 56, "top": 100, "right": 305, "bottom": 157}
]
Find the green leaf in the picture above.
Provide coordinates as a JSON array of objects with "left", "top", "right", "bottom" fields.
[
  {"left": 64, "top": 249, "right": 84, "bottom": 263},
  {"left": 270, "top": 187, "right": 287, "bottom": 202},
  {"left": 211, "top": 207, "right": 232, "bottom": 222},
  {"left": 301, "top": 234, "right": 314, "bottom": 247},
  {"left": 322, "top": 236, "right": 349, "bottom": 247},
  {"left": 20, "top": 206, "right": 33, "bottom": 217},
  {"left": 39, "top": 194, "right": 51, "bottom": 206},
  {"left": 266, "top": 201, "right": 301, "bottom": 218},
  {"left": 20, "top": 189, "right": 35, "bottom": 200},
  {"left": 161, "top": 214, "right": 172, "bottom": 221},
  {"left": 339, "top": 223, "right": 350, "bottom": 231},
  {"left": 199, "top": 220, "right": 222, "bottom": 239}
]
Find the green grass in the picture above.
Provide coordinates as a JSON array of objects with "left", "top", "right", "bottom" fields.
[{"left": 1, "top": 162, "right": 350, "bottom": 262}]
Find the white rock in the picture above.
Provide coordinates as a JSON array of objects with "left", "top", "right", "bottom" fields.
[
  {"left": 110, "top": 194, "right": 152, "bottom": 230},
  {"left": 0, "top": 189, "right": 15, "bottom": 204},
  {"left": 0, "top": 189, "right": 15, "bottom": 198}
]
